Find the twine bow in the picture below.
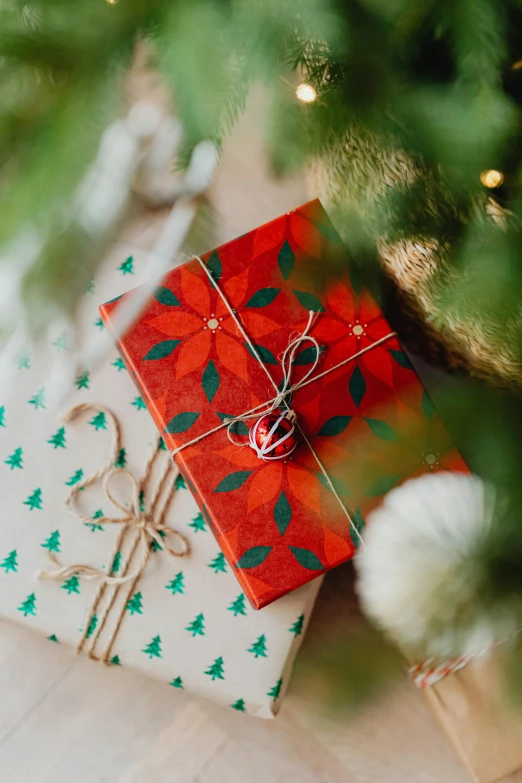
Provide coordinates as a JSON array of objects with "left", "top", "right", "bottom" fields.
[
  {"left": 38, "top": 403, "right": 189, "bottom": 662},
  {"left": 226, "top": 311, "right": 320, "bottom": 445}
]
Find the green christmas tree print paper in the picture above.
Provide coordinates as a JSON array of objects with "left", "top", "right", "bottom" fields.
[{"left": 0, "top": 242, "right": 321, "bottom": 719}]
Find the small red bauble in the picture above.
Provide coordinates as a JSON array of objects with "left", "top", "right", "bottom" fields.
[{"left": 248, "top": 411, "right": 297, "bottom": 461}]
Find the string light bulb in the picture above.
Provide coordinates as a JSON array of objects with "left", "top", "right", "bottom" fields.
[
  {"left": 296, "top": 83, "right": 317, "bottom": 104},
  {"left": 480, "top": 169, "right": 504, "bottom": 189},
  {"left": 106, "top": 0, "right": 118, "bottom": 5}
]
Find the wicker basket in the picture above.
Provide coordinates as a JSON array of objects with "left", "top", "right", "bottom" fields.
[{"left": 307, "top": 149, "right": 522, "bottom": 388}]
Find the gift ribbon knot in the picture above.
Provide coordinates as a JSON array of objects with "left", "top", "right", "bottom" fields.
[{"left": 38, "top": 402, "right": 189, "bottom": 663}]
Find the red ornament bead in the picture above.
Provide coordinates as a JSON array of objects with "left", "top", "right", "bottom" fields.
[{"left": 249, "top": 412, "right": 297, "bottom": 461}]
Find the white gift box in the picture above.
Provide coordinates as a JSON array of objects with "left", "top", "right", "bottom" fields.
[{"left": 0, "top": 243, "right": 321, "bottom": 719}]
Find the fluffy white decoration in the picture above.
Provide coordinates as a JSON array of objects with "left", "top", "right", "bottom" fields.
[{"left": 355, "top": 472, "right": 518, "bottom": 659}]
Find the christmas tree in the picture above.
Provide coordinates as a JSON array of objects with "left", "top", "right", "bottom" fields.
[
  {"left": 151, "top": 530, "right": 166, "bottom": 552},
  {"left": 208, "top": 552, "right": 228, "bottom": 574},
  {"left": 47, "top": 634, "right": 59, "bottom": 643},
  {"left": 65, "top": 469, "right": 84, "bottom": 486},
  {"left": 0, "top": 550, "right": 18, "bottom": 573},
  {"left": 52, "top": 332, "right": 69, "bottom": 351},
  {"left": 227, "top": 594, "right": 247, "bottom": 617},
  {"left": 112, "top": 358, "right": 126, "bottom": 372},
  {"left": 24, "top": 488, "right": 42, "bottom": 511},
  {"left": 114, "top": 448, "right": 127, "bottom": 469},
  {"left": 189, "top": 513, "right": 206, "bottom": 533},
  {"left": 16, "top": 351, "right": 30, "bottom": 369},
  {"left": 166, "top": 572, "right": 185, "bottom": 595},
  {"left": 94, "top": 317, "right": 104, "bottom": 330},
  {"left": 126, "top": 591, "right": 143, "bottom": 615},
  {"left": 248, "top": 634, "right": 268, "bottom": 659},
  {"left": 86, "top": 509, "right": 104, "bottom": 532},
  {"left": 289, "top": 614, "right": 304, "bottom": 637},
  {"left": 18, "top": 592, "right": 37, "bottom": 617},
  {"left": 89, "top": 411, "right": 107, "bottom": 430},
  {"left": 170, "top": 676, "right": 184, "bottom": 689},
  {"left": 139, "top": 489, "right": 146, "bottom": 514},
  {"left": 142, "top": 635, "right": 162, "bottom": 659},
  {"left": 0, "top": 407, "right": 5, "bottom": 427},
  {"left": 186, "top": 613, "right": 205, "bottom": 637},
  {"left": 28, "top": 388, "right": 46, "bottom": 410},
  {"left": 111, "top": 551, "right": 122, "bottom": 574},
  {"left": 48, "top": 426, "right": 66, "bottom": 449},
  {"left": 118, "top": 256, "right": 134, "bottom": 275},
  {"left": 131, "top": 396, "right": 146, "bottom": 411},
  {"left": 4, "top": 447, "right": 23, "bottom": 470},
  {"left": 75, "top": 370, "right": 90, "bottom": 390},
  {"left": 61, "top": 574, "right": 81, "bottom": 595},
  {"left": 84, "top": 280, "right": 95, "bottom": 295},
  {"left": 174, "top": 473, "right": 187, "bottom": 490},
  {"left": 85, "top": 614, "right": 98, "bottom": 638},
  {"left": 267, "top": 679, "right": 283, "bottom": 700},
  {"left": 41, "top": 530, "right": 61, "bottom": 553},
  {"left": 230, "top": 699, "right": 246, "bottom": 712},
  {"left": 110, "top": 655, "right": 121, "bottom": 666},
  {"left": 205, "top": 656, "right": 225, "bottom": 681}
]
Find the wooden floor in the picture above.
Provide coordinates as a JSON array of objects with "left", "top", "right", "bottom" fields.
[
  {"left": 1, "top": 90, "right": 521, "bottom": 783},
  {"left": 0, "top": 567, "right": 482, "bottom": 783}
]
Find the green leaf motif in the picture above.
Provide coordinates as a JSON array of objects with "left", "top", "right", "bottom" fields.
[
  {"left": 317, "top": 415, "right": 352, "bottom": 437},
  {"left": 207, "top": 250, "right": 222, "bottom": 281},
  {"left": 293, "top": 345, "right": 325, "bottom": 365},
  {"left": 245, "top": 343, "right": 278, "bottom": 365},
  {"left": 154, "top": 286, "right": 180, "bottom": 306},
  {"left": 350, "top": 265, "right": 363, "bottom": 295},
  {"left": 390, "top": 349, "right": 413, "bottom": 369},
  {"left": 216, "top": 412, "right": 249, "bottom": 436},
  {"left": 351, "top": 507, "right": 366, "bottom": 548},
  {"left": 143, "top": 340, "right": 181, "bottom": 361},
  {"left": 349, "top": 366, "right": 366, "bottom": 407},
  {"left": 236, "top": 545, "right": 272, "bottom": 569},
  {"left": 366, "top": 475, "right": 400, "bottom": 497},
  {"left": 278, "top": 241, "right": 295, "bottom": 280},
  {"left": 422, "top": 391, "right": 436, "bottom": 420},
  {"left": 289, "top": 546, "right": 324, "bottom": 571},
  {"left": 165, "top": 412, "right": 200, "bottom": 433},
  {"left": 245, "top": 288, "right": 280, "bottom": 308},
  {"left": 202, "top": 360, "right": 220, "bottom": 403},
  {"left": 317, "top": 473, "right": 350, "bottom": 496},
  {"left": 214, "top": 471, "right": 253, "bottom": 493},
  {"left": 274, "top": 491, "right": 292, "bottom": 536},
  {"left": 364, "top": 417, "right": 397, "bottom": 440},
  {"left": 292, "top": 290, "right": 325, "bottom": 312}
]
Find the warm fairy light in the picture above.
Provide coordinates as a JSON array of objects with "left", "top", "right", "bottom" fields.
[
  {"left": 296, "top": 83, "right": 317, "bottom": 103},
  {"left": 512, "top": 60, "right": 522, "bottom": 71},
  {"left": 480, "top": 169, "right": 504, "bottom": 189},
  {"left": 106, "top": 0, "right": 118, "bottom": 4}
]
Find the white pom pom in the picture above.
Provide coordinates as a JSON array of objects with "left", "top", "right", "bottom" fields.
[{"left": 355, "top": 472, "right": 518, "bottom": 659}]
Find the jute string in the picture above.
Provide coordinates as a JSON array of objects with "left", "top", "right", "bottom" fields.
[
  {"left": 168, "top": 257, "right": 397, "bottom": 549},
  {"left": 38, "top": 403, "right": 189, "bottom": 662}
]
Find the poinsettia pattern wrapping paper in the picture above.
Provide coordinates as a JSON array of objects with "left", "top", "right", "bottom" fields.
[
  {"left": 0, "top": 244, "right": 321, "bottom": 719},
  {"left": 101, "top": 200, "right": 468, "bottom": 609}
]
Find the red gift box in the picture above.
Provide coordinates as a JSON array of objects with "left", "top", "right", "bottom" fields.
[{"left": 100, "top": 200, "right": 467, "bottom": 609}]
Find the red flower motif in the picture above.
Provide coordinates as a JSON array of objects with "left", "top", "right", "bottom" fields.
[
  {"left": 312, "top": 280, "right": 396, "bottom": 387},
  {"left": 363, "top": 398, "right": 468, "bottom": 482},
  {"left": 146, "top": 266, "right": 282, "bottom": 382},
  {"left": 146, "top": 267, "right": 274, "bottom": 382},
  {"left": 214, "top": 441, "right": 325, "bottom": 515}
]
